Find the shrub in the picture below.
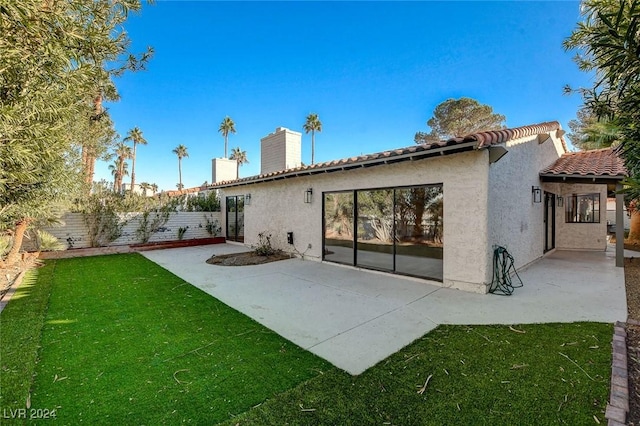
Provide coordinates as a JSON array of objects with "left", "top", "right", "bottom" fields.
[
  {"left": 254, "top": 232, "right": 277, "bottom": 256},
  {"left": 35, "top": 230, "right": 66, "bottom": 252},
  {"left": 204, "top": 215, "right": 221, "bottom": 236}
]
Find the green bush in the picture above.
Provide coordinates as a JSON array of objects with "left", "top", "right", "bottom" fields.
[
  {"left": 185, "top": 192, "right": 220, "bottom": 212},
  {"left": 36, "top": 230, "right": 66, "bottom": 251}
]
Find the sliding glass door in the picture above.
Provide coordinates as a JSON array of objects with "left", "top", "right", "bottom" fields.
[
  {"left": 356, "top": 189, "right": 394, "bottom": 271},
  {"left": 226, "top": 196, "right": 244, "bottom": 242},
  {"left": 323, "top": 192, "right": 354, "bottom": 264},
  {"left": 323, "top": 184, "right": 443, "bottom": 281}
]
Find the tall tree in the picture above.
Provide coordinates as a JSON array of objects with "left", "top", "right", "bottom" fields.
[
  {"left": 229, "top": 147, "right": 249, "bottom": 179},
  {"left": 109, "top": 160, "right": 129, "bottom": 192},
  {"left": 113, "top": 142, "right": 132, "bottom": 193},
  {"left": 218, "top": 116, "right": 236, "bottom": 159},
  {"left": 0, "top": 0, "right": 153, "bottom": 266},
  {"left": 303, "top": 113, "right": 323, "bottom": 165},
  {"left": 173, "top": 145, "right": 189, "bottom": 190},
  {"left": 139, "top": 182, "right": 152, "bottom": 196},
  {"left": 564, "top": 0, "right": 640, "bottom": 167},
  {"left": 123, "top": 127, "right": 147, "bottom": 190},
  {"left": 565, "top": 0, "right": 640, "bottom": 242},
  {"left": 568, "top": 108, "right": 622, "bottom": 150},
  {"left": 414, "top": 98, "right": 506, "bottom": 143}
]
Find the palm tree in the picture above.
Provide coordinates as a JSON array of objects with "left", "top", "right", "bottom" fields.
[
  {"left": 112, "top": 142, "right": 132, "bottom": 193},
  {"left": 150, "top": 183, "right": 158, "bottom": 194},
  {"left": 218, "top": 116, "right": 236, "bottom": 158},
  {"left": 139, "top": 182, "right": 152, "bottom": 196},
  {"left": 109, "top": 160, "right": 129, "bottom": 192},
  {"left": 229, "top": 147, "right": 249, "bottom": 179},
  {"left": 303, "top": 113, "right": 322, "bottom": 164},
  {"left": 172, "top": 144, "right": 189, "bottom": 191},
  {"left": 123, "top": 126, "right": 147, "bottom": 191}
]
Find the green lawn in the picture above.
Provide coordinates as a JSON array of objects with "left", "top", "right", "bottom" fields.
[
  {"left": 224, "top": 322, "right": 612, "bottom": 425},
  {"left": 1, "top": 254, "right": 612, "bottom": 425},
  {"left": 0, "top": 254, "right": 331, "bottom": 424}
]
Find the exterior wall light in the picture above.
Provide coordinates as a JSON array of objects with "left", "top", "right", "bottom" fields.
[
  {"left": 557, "top": 195, "right": 563, "bottom": 207},
  {"left": 304, "top": 188, "right": 313, "bottom": 204},
  {"left": 245, "top": 194, "right": 251, "bottom": 205},
  {"left": 532, "top": 186, "right": 542, "bottom": 203}
]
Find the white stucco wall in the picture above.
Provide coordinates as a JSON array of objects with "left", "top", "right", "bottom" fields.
[
  {"left": 487, "top": 132, "right": 565, "bottom": 272},
  {"left": 222, "top": 150, "right": 491, "bottom": 293},
  {"left": 543, "top": 182, "right": 608, "bottom": 250}
]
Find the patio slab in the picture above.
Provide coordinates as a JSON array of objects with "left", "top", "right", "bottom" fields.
[{"left": 142, "top": 244, "right": 626, "bottom": 375}]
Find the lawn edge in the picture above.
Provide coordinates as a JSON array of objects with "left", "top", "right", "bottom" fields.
[
  {"left": 608, "top": 320, "right": 632, "bottom": 425},
  {"left": 0, "top": 269, "right": 27, "bottom": 314}
]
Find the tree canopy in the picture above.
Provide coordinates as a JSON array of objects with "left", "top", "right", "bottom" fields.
[
  {"left": 229, "top": 147, "right": 249, "bottom": 179},
  {"left": 0, "top": 0, "right": 152, "bottom": 265},
  {"left": 414, "top": 98, "right": 506, "bottom": 144},
  {"left": 564, "top": 0, "right": 640, "bottom": 178}
]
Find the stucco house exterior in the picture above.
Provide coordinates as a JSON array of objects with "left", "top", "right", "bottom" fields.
[{"left": 208, "top": 122, "right": 627, "bottom": 294}]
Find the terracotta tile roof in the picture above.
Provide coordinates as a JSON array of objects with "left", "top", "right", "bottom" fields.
[
  {"left": 208, "top": 121, "right": 564, "bottom": 188},
  {"left": 540, "top": 148, "right": 627, "bottom": 179},
  {"left": 447, "top": 121, "right": 562, "bottom": 148}
]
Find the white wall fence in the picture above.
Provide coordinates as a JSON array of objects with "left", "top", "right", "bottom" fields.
[{"left": 41, "top": 212, "right": 223, "bottom": 250}]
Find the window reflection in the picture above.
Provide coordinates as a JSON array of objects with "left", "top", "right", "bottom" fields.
[
  {"left": 323, "top": 192, "right": 354, "bottom": 264},
  {"left": 323, "top": 185, "right": 443, "bottom": 281},
  {"left": 357, "top": 189, "right": 394, "bottom": 271}
]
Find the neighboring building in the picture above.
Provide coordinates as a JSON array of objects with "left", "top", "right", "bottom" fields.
[{"left": 205, "top": 121, "right": 626, "bottom": 294}]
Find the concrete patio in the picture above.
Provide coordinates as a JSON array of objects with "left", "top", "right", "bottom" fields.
[{"left": 142, "top": 244, "right": 627, "bottom": 375}]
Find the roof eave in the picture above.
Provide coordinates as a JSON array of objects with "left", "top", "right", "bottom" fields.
[
  {"left": 211, "top": 141, "right": 480, "bottom": 189},
  {"left": 539, "top": 173, "right": 626, "bottom": 184}
]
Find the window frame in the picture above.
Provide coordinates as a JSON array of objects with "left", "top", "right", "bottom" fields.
[{"left": 565, "top": 193, "right": 600, "bottom": 224}]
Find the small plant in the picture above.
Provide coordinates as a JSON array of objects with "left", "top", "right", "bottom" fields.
[
  {"left": 177, "top": 226, "right": 188, "bottom": 240},
  {"left": 204, "top": 215, "right": 221, "bottom": 236},
  {"left": 36, "top": 230, "right": 66, "bottom": 252},
  {"left": 254, "top": 231, "right": 277, "bottom": 256}
]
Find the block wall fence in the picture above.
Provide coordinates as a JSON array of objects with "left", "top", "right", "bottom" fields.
[{"left": 36, "top": 212, "right": 224, "bottom": 250}]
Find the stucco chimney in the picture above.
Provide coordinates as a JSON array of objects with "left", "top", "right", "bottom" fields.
[
  {"left": 211, "top": 157, "right": 238, "bottom": 183},
  {"left": 260, "top": 127, "right": 302, "bottom": 175}
]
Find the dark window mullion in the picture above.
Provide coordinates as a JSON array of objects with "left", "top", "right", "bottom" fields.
[{"left": 353, "top": 190, "right": 358, "bottom": 266}]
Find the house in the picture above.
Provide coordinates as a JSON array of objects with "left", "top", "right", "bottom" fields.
[{"left": 207, "top": 123, "right": 627, "bottom": 294}]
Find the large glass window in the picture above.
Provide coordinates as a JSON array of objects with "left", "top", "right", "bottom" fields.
[
  {"left": 357, "top": 189, "right": 394, "bottom": 271},
  {"left": 566, "top": 193, "right": 600, "bottom": 223},
  {"left": 394, "top": 187, "right": 443, "bottom": 279},
  {"left": 323, "top": 192, "right": 354, "bottom": 265},
  {"left": 323, "top": 184, "right": 443, "bottom": 281}
]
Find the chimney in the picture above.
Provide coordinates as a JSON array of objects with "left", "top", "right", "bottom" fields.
[{"left": 260, "top": 127, "right": 302, "bottom": 175}]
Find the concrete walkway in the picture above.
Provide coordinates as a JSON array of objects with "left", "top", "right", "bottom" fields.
[{"left": 142, "top": 245, "right": 627, "bottom": 375}]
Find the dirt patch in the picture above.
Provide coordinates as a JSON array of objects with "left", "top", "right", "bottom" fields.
[
  {"left": 0, "top": 253, "right": 40, "bottom": 299},
  {"left": 206, "top": 251, "right": 292, "bottom": 266},
  {"left": 626, "top": 258, "right": 640, "bottom": 425}
]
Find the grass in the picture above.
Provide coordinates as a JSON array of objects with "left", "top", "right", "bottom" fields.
[
  {"left": 0, "top": 254, "right": 331, "bottom": 424},
  {"left": 1, "top": 254, "right": 613, "bottom": 425},
  {"left": 225, "top": 323, "right": 612, "bottom": 425}
]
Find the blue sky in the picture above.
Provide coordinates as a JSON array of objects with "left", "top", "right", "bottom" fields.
[{"left": 98, "top": 1, "right": 593, "bottom": 192}]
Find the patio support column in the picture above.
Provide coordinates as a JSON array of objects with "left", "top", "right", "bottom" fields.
[{"left": 616, "top": 182, "right": 624, "bottom": 267}]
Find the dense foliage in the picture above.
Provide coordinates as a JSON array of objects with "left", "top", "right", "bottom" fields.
[
  {"left": 414, "top": 98, "right": 506, "bottom": 144},
  {"left": 565, "top": 0, "right": 640, "bottom": 192},
  {"left": 0, "top": 0, "right": 152, "bottom": 264}
]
